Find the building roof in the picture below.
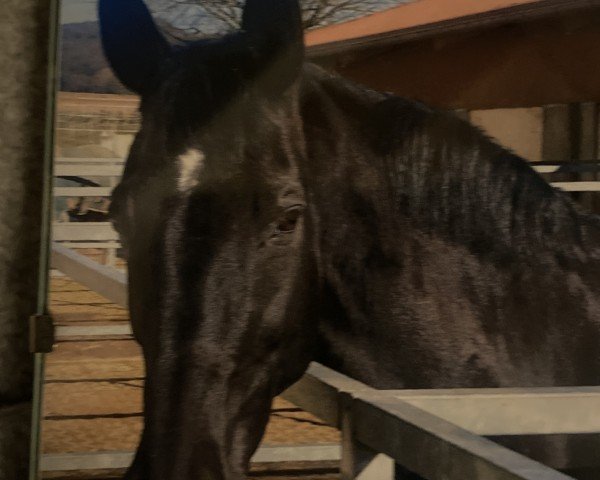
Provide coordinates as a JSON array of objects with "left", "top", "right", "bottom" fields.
[{"left": 305, "top": 0, "right": 597, "bottom": 56}]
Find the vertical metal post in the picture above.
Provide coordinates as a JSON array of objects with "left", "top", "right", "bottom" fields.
[
  {"left": 577, "top": 102, "right": 599, "bottom": 212},
  {"left": 340, "top": 395, "right": 395, "bottom": 480},
  {"left": 29, "top": 0, "right": 61, "bottom": 478},
  {"left": 543, "top": 104, "right": 573, "bottom": 162}
]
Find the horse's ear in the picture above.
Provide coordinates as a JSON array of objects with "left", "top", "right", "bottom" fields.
[
  {"left": 241, "top": 0, "right": 304, "bottom": 91},
  {"left": 98, "top": 0, "right": 171, "bottom": 95}
]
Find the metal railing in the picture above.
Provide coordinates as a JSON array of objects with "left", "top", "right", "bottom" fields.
[{"left": 284, "top": 364, "right": 600, "bottom": 479}]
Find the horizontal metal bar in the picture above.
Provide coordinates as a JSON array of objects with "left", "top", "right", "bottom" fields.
[
  {"left": 535, "top": 165, "right": 561, "bottom": 173},
  {"left": 41, "top": 451, "right": 133, "bottom": 472},
  {"left": 253, "top": 444, "right": 340, "bottom": 463},
  {"left": 55, "top": 325, "right": 132, "bottom": 338},
  {"left": 386, "top": 386, "right": 600, "bottom": 396},
  {"left": 55, "top": 165, "right": 123, "bottom": 176},
  {"left": 533, "top": 163, "right": 600, "bottom": 174},
  {"left": 351, "top": 394, "right": 573, "bottom": 480},
  {"left": 58, "top": 242, "right": 121, "bottom": 249},
  {"left": 284, "top": 366, "right": 600, "bottom": 476},
  {"left": 389, "top": 387, "right": 600, "bottom": 435},
  {"left": 40, "top": 444, "right": 341, "bottom": 472},
  {"left": 45, "top": 377, "right": 144, "bottom": 384},
  {"left": 286, "top": 367, "right": 600, "bottom": 437},
  {"left": 54, "top": 157, "right": 124, "bottom": 164},
  {"left": 51, "top": 244, "right": 127, "bottom": 307},
  {"left": 551, "top": 181, "right": 600, "bottom": 191},
  {"left": 54, "top": 187, "right": 113, "bottom": 197},
  {"left": 52, "top": 223, "right": 119, "bottom": 242},
  {"left": 281, "top": 363, "right": 372, "bottom": 428}
]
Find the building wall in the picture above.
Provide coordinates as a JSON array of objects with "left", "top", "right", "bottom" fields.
[
  {"left": 327, "top": 8, "right": 600, "bottom": 110},
  {"left": 465, "top": 104, "right": 600, "bottom": 213},
  {"left": 470, "top": 108, "right": 544, "bottom": 162}
]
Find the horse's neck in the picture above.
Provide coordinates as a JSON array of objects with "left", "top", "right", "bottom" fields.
[
  {"left": 299, "top": 67, "right": 600, "bottom": 388},
  {"left": 299, "top": 65, "right": 600, "bottom": 276}
]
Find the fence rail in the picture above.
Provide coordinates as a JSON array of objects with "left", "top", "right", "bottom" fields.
[
  {"left": 54, "top": 156, "right": 125, "bottom": 164},
  {"left": 54, "top": 187, "right": 114, "bottom": 197},
  {"left": 531, "top": 164, "right": 600, "bottom": 192},
  {"left": 55, "top": 165, "right": 124, "bottom": 177},
  {"left": 52, "top": 223, "right": 119, "bottom": 242},
  {"left": 282, "top": 365, "right": 600, "bottom": 479},
  {"left": 51, "top": 244, "right": 127, "bottom": 308},
  {"left": 53, "top": 157, "right": 123, "bottom": 263}
]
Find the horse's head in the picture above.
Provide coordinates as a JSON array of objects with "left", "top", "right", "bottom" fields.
[{"left": 100, "top": 0, "right": 316, "bottom": 370}]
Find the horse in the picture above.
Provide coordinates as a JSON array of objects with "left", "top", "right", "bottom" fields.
[{"left": 98, "top": 0, "right": 600, "bottom": 478}]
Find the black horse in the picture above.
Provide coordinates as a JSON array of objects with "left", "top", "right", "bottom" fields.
[{"left": 99, "top": 0, "right": 600, "bottom": 478}]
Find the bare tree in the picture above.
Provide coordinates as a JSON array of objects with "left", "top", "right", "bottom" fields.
[
  {"left": 302, "top": 0, "right": 400, "bottom": 28},
  {"left": 150, "top": 0, "right": 402, "bottom": 39}
]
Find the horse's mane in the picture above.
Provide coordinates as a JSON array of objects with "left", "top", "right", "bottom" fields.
[{"left": 300, "top": 64, "right": 600, "bottom": 263}]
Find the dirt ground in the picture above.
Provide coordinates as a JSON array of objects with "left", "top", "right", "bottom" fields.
[{"left": 43, "top": 274, "right": 340, "bottom": 479}]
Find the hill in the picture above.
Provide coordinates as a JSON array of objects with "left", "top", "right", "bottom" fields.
[{"left": 60, "top": 22, "right": 129, "bottom": 94}]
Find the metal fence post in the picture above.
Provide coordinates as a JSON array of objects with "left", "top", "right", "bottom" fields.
[{"left": 340, "top": 394, "right": 395, "bottom": 480}]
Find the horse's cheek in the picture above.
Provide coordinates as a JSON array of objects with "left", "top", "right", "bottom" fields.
[{"left": 250, "top": 228, "right": 309, "bottom": 318}]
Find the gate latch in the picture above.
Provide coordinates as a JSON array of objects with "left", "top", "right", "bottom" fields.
[{"left": 29, "top": 314, "right": 55, "bottom": 353}]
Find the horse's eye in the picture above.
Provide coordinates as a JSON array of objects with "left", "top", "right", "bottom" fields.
[{"left": 275, "top": 206, "right": 303, "bottom": 234}]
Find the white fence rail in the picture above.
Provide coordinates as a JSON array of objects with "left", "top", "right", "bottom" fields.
[
  {"left": 532, "top": 164, "right": 600, "bottom": 192},
  {"left": 53, "top": 156, "right": 124, "bottom": 264},
  {"left": 550, "top": 181, "right": 600, "bottom": 192},
  {"left": 54, "top": 187, "right": 114, "bottom": 197},
  {"left": 52, "top": 223, "right": 119, "bottom": 242},
  {"left": 51, "top": 244, "right": 127, "bottom": 309},
  {"left": 54, "top": 164, "right": 123, "bottom": 177}
]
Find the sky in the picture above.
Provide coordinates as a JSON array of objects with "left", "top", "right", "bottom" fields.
[
  {"left": 60, "top": 0, "right": 412, "bottom": 39},
  {"left": 61, "top": 0, "right": 410, "bottom": 26}
]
